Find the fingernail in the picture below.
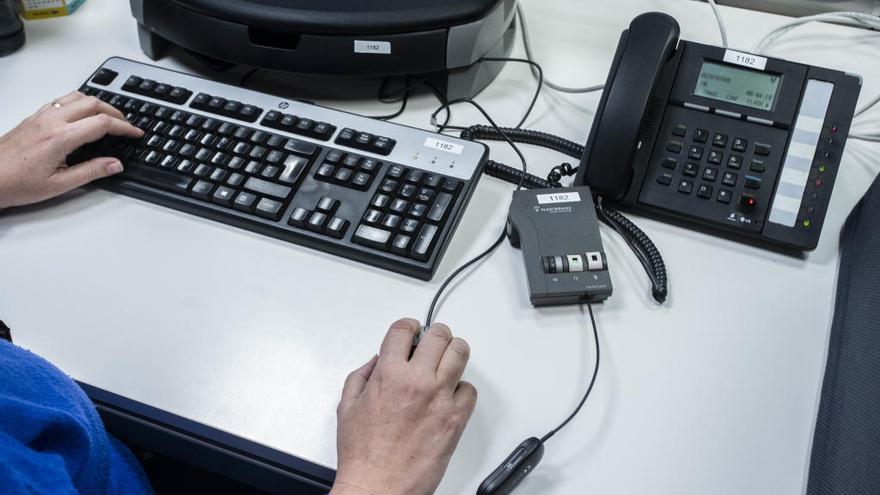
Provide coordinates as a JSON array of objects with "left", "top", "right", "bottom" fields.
[{"left": 106, "top": 160, "right": 123, "bottom": 174}]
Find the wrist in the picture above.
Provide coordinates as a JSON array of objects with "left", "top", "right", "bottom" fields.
[{"left": 332, "top": 460, "right": 421, "bottom": 495}]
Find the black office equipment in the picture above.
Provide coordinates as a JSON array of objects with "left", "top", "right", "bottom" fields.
[
  {"left": 576, "top": 12, "right": 862, "bottom": 251},
  {"left": 507, "top": 186, "right": 612, "bottom": 305},
  {"left": 129, "top": 0, "right": 517, "bottom": 99},
  {"left": 477, "top": 437, "right": 544, "bottom": 495},
  {"left": 0, "top": 0, "right": 24, "bottom": 57},
  {"left": 73, "top": 57, "right": 487, "bottom": 280}
]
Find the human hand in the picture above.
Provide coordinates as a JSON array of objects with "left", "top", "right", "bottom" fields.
[
  {"left": 331, "top": 319, "right": 478, "bottom": 495},
  {"left": 0, "top": 91, "right": 143, "bottom": 208}
]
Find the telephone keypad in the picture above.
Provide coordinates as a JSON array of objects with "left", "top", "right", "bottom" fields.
[{"left": 641, "top": 105, "right": 789, "bottom": 235}]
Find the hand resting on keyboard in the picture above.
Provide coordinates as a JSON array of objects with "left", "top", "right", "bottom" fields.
[{"left": 0, "top": 91, "right": 143, "bottom": 209}]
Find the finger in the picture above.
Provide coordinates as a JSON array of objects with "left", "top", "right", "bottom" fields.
[
  {"left": 453, "top": 381, "right": 478, "bottom": 415},
  {"left": 340, "top": 355, "right": 379, "bottom": 404},
  {"left": 57, "top": 95, "right": 126, "bottom": 122},
  {"left": 437, "top": 337, "right": 470, "bottom": 385},
  {"left": 377, "top": 318, "right": 421, "bottom": 366},
  {"left": 411, "top": 323, "right": 453, "bottom": 372},
  {"left": 60, "top": 114, "right": 143, "bottom": 155},
  {"left": 48, "top": 156, "right": 124, "bottom": 196}
]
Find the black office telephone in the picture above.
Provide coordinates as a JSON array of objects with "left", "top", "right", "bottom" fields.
[{"left": 576, "top": 12, "right": 862, "bottom": 251}]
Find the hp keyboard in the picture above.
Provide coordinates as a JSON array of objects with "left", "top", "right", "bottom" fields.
[{"left": 73, "top": 58, "right": 487, "bottom": 280}]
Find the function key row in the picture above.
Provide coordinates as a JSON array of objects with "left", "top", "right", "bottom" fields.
[
  {"left": 335, "top": 127, "right": 396, "bottom": 156},
  {"left": 121, "top": 75, "right": 192, "bottom": 105},
  {"left": 261, "top": 111, "right": 335, "bottom": 141},
  {"left": 191, "top": 93, "right": 263, "bottom": 123}
]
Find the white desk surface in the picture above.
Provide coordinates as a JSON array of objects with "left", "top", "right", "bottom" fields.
[{"left": 2, "top": 1, "right": 879, "bottom": 493}]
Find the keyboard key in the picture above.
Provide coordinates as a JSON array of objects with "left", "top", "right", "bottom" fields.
[
  {"left": 360, "top": 158, "right": 380, "bottom": 173},
  {"left": 123, "top": 163, "right": 192, "bottom": 194},
  {"left": 441, "top": 178, "right": 461, "bottom": 193},
  {"left": 391, "top": 234, "right": 411, "bottom": 255},
  {"left": 371, "top": 137, "right": 395, "bottom": 155},
  {"left": 387, "top": 165, "right": 405, "bottom": 179},
  {"left": 406, "top": 170, "right": 424, "bottom": 184},
  {"left": 255, "top": 198, "right": 284, "bottom": 220},
  {"left": 244, "top": 160, "right": 262, "bottom": 175},
  {"left": 712, "top": 133, "right": 728, "bottom": 147},
  {"left": 390, "top": 198, "right": 409, "bottom": 213},
  {"left": 364, "top": 209, "right": 382, "bottom": 224},
  {"left": 194, "top": 163, "right": 212, "bottom": 177},
  {"left": 343, "top": 154, "right": 361, "bottom": 168},
  {"left": 353, "top": 224, "right": 392, "bottom": 250},
  {"left": 416, "top": 187, "right": 434, "bottom": 203},
  {"left": 212, "top": 186, "right": 236, "bottom": 206},
  {"left": 334, "top": 168, "right": 352, "bottom": 183},
  {"left": 176, "top": 160, "right": 194, "bottom": 173},
  {"left": 325, "top": 150, "right": 343, "bottom": 163},
  {"left": 424, "top": 174, "right": 442, "bottom": 188},
  {"left": 326, "top": 217, "right": 348, "bottom": 238},
  {"left": 227, "top": 172, "right": 244, "bottom": 187},
  {"left": 244, "top": 177, "right": 292, "bottom": 199},
  {"left": 352, "top": 172, "right": 371, "bottom": 190},
  {"left": 702, "top": 167, "right": 718, "bottom": 182},
  {"left": 307, "top": 211, "right": 328, "bottom": 232},
  {"left": 317, "top": 197, "right": 339, "bottom": 213},
  {"left": 666, "top": 141, "right": 682, "bottom": 153},
  {"left": 750, "top": 160, "right": 766, "bottom": 173},
  {"left": 261, "top": 165, "right": 280, "bottom": 179},
  {"left": 210, "top": 168, "right": 228, "bottom": 182},
  {"left": 400, "top": 184, "right": 417, "bottom": 199},
  {"left": 372, "top": 194, "right": 390, "bottom": 209},
  {"left": 380, "top": 179, "right": 398, "bottom": 194},
  {"left": 707, "top": 150, "right": 723, "bottom": 164},
  {"left": 688, "top": 146, "right": 704, "bottom": 160},
  {"left": 732, "top": 137, "right": 748, "bottom": 152},
  {"left": 661, "top": 158, "right": 677, "bottom": 170},
  {"left": 284, "top": 139, "right": 318, "bottom": 157},
  {"left": 279, "top": 155, "right": 308, "bottom": 184},
  {"left": 683, "top": 162, "right": 698, "bottom": 177},
  {"left": 754, "top": 143, "right": 772, "bottom": 156},
  {"left": 266, "top": 150, "right": 285, "bottom": 163},
  {"left": 191, "top": 180, "right": 214, "bottom": 200},
  {"left": 717, "top": 189, "right": 732, "bottom": 204},
  {"left": 671, "top": 124, "right": 687, "bottom": 137},
  {"left": 382, "top": 214, "right": 401, "bottom": 230},
  {"left": 427, "top": 192, "right": 452, "bottom": 223},
  {"left": 287, "top": 207, "right": 309, "bottom": 227},
  {"left": 410, "top": 203, "right": 427, "bottom": 219},
  {"left": 401, "top": 218, "right": 419, "bottom": 234},
  {"left": 411, "top": 224, "right": 438, "bottom": 261},
  {"left": 316, "top": 163, "right": 335, "bottom": 180}
]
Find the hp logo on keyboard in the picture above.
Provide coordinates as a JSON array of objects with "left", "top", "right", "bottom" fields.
[{"left": 278, "top": 102, "right": 290, "bottom": 109}]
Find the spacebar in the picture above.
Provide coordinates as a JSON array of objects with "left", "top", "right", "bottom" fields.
[{"left": 121, "top": 163, "right": 192, "bottom": 193}]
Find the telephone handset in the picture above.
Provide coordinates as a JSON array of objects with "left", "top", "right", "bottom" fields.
[{"left": 577, "top": 12, "right": 862, "bottom": 251}]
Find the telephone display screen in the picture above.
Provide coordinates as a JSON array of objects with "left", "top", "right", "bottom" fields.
[{"left": 693, "top": 62, "right": 781, "bottom": 111}]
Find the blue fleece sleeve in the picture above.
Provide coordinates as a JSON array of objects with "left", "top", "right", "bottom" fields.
[{"left": 0, "top": 339, "right": 152, "bottom": 494}]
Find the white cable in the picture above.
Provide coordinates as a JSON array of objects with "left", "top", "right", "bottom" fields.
[
  {"left": 516, "top": 2, "right": 604, "bottom": 94},
  {"left": 854, "top": 92, "right": 880, "bottom": 118},
  {"left": 752, "top": 11, "right": 880, "bottom": 54},
  {"left": 850, "top": 133, "right": 880, "bottom": 142},
  {"left": 706, "top": 0, "right": 729, "bottom": 48},
  {"left": 752, "top": 11, "right": 880, "bottom": 119}
]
